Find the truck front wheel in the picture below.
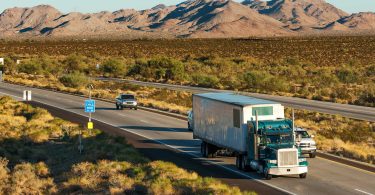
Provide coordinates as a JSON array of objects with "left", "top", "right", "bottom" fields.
[
  {"left": 236, "top": 155, "right": 243, "bottom": 170},
  {"left": 309, "top": 152, "right": 316, "bottom": 158},
  {"left": 263, "top": 167, "right": 272, "bottom": 180},
  {"left": 299, "top": 173, "right": 307, "bottom": 179}
]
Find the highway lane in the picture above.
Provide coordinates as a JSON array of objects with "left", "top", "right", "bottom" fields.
[
  {"left": 0, "top": 82, "right": 374, "bottom": 195},
  {"left": 97, "top": 78, "right": 375, "bottom": 122}
]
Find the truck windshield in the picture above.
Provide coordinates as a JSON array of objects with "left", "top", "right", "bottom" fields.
[
  {"left": 266, "top": 134, "right": 293, "bottom": 144},
  {"left": 121, "top": 95, "right": 135, "bottom": 100},
  {"left": 296, "top": 131, "right": 310, "bottom": 138}
]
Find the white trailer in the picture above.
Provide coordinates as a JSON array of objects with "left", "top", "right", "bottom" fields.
[{"left": 193, "top": 93, "right": 285, "bottom": 153}]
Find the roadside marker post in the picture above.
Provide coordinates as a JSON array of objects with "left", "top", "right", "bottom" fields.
[
  {"left": 22, "top": 90, "right": 32, "bottom": 117},
  {"left": 23, "top": 90, "right": 32, "bottom": 101},
  {"left": 0, "top": 71, "right": 3, "bottom": 82},
  {"left": 80, "top": 84, "right": 95, "bottom": 154}
]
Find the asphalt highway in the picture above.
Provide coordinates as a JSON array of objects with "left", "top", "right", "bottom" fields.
[
  {"left": 97, "top": 78, "right": 375, "bottom": 122},
  {"left": 0, "top": 82, "right": 374, "bottom": 195}
]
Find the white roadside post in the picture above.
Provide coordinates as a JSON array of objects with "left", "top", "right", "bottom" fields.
[
  {"left": 23, "top": 90, "right": 32, "bottom": 101},
  {"left": 23, "top": 90, "right": 32, "bottom": 114},
  {"left": 0, "top": 58, "right": 4, "bottom": 82}
]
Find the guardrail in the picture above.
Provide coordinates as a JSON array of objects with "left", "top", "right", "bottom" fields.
[{"left": 96, "top": 77, "right": 375, "bottom": 122}]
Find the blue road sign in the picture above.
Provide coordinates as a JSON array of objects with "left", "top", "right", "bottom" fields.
[{"left": 84, "top": 100, "right": 95, "bottom": 113}]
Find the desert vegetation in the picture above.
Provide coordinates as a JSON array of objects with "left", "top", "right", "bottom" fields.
[
  {"left": 0, "top": 37, "right": 374, "bottom": 164},
  {"left": 0, "top": 96, "right": 253, "bottom": 194},
  {"left": 1, "top": 37, "right": 374, "bottom": 107}
]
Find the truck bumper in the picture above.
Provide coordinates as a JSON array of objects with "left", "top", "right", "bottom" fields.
[
  {"left": 269, "top": 166, "right": 308, "bottom": 176},
  {"left": 301, "top": 147, "right": 317, "bottom": 154}
]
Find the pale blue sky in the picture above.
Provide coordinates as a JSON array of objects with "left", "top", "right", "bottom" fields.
[{"left": 0, "top": 0, "right": 374, "bottom": 14}]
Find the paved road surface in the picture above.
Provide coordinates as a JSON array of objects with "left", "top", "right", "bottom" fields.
[
  {"left": 97, "top": 78, "right": 375, "bottom": 122},
  {"left": 0, "top": 82, "right": 374, "bottom": 195}
]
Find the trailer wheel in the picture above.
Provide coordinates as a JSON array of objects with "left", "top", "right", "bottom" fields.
[
  {"left": 236, "top": 155, "right": 243, "bottom": 170},
  {"left": 206, "top": 143, "right": 216, "bottom": 158},
  {"left": 299, "top": 173, "right": 307, "bottom": 179},
  {"left": 309, "top": 153, "right": 316, "bottom": 158},
  {"left": 201, "top": 142, "right": 207, "bottom": 157}
]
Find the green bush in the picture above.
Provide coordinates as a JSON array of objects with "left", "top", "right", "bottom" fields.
[
  {"left": 63, "top": 54, "right": 89, "bottom": 73},
  {"left": 59, "top": 72, "right": 89, "bottom": 88},
  {"left": 356, "top": 84, "right": 375, "bottom": 107},
  {"left": 100, "top": 59, "right": 126, "bottom": 77},
  {"left": 191, "top": 74, "right": 219, "bottom": 88},
  {"left": 18, "top": 61, "right": 43, "bottom": 75},
  {"left": 128, "top": 57, "right": 186, "bottom": 81},
  {"left": 336, "top": 67, "right": 359, "bottom": 84}
]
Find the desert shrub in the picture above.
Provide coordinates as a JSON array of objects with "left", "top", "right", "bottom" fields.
[
  {"left": 17, "top": 61, "right": 43, "bottom": 75},
  {"left": 191, "top": 74, "right": 220, "bottom": 88},
  {"left": 3, "top": 57, "right": 17, "bottom": 74},
  {"left": 63, "top": 54, "right": 89, "bottom": 73},
  {"left": 59, "top": 72, "right": 89, "bottom": 88},
  {"left": 129, "top": 57, "right": 186, "bottom": 81},
  {"left": 243, "top": 71, "right": 275, "bottom": 90},
  {"left": 0, "top": 160, "right": 56, "bottom": 195},
  {"left": 314, "top": 68, "right": 339, "bottom": 87},
  {"left": 356, "top": 84, "right": 375, "bottom": 107},
  {"left": 366, "top": 64, "right": 375, "bottom": 77},
  {"left": 336, "top": 67, "right": 360, "bottom": 84},
  {"left": 100, "top": 59, "right": 126, "bottom": 77}
]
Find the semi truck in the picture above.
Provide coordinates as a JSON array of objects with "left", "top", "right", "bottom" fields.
[{"left": 192, "top": 93, "right": 308, "bottom": 180}]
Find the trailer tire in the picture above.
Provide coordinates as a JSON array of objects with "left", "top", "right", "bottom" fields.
[
  {"left": 206, "top": 143, "right": 216, "bottom": 158},
  {"left": 299, "top": 173, "right": 307, "bottom": 179},
  {"left": 236, "top": 155, "right": 244, "bottom": 170},
  {"left": 201, "top": 142, "right": 207, "bottom": 157}
]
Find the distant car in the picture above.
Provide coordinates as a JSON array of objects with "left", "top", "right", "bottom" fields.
[
  {"left": 187, "top": 110, "right": 193, "bottom": 131},
  {"left": 295, "top": 127, "right": 317, "bottom": 158},
  {"left": 116, "top": 94, "right": 138, "bottom": 110}
]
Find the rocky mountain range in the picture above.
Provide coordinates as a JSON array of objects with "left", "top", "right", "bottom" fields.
[{"left": 0, "top": 0, "right": 374, "bottom": 38}]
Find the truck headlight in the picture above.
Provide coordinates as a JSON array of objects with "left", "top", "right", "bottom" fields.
[
  {"left": 299, "top": 158, "right": 306, "bottom": 162},
  {"left": 133, "top": 102, "right": 137, "bottom": 105},
  {"left": 267, "top": 160, "right": 277, "bottom": 164}
]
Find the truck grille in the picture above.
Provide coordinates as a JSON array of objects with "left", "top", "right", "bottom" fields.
[{"left": 278, "top": 149, "right": 298, "bottom": 167}]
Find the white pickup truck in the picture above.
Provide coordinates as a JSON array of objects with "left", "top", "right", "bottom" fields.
[{"left": 295, "top": 127, "right": 317, "bottom": 158}]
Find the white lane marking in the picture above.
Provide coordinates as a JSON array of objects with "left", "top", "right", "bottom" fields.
[
  {"left": 0, "top": 91, "right": 295, "bottom": 195},
  {"left": 139, "top": 119, "right": 149, "bottom": 124},
  {"left": 0, "top": 92, "right": 22, "bottom": 99},
  {"left": 355, "top": 189, "right": 374, "bottom": 195},
  {"left": 118, "top": 113, "right": 128, "bottom": 117}
]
